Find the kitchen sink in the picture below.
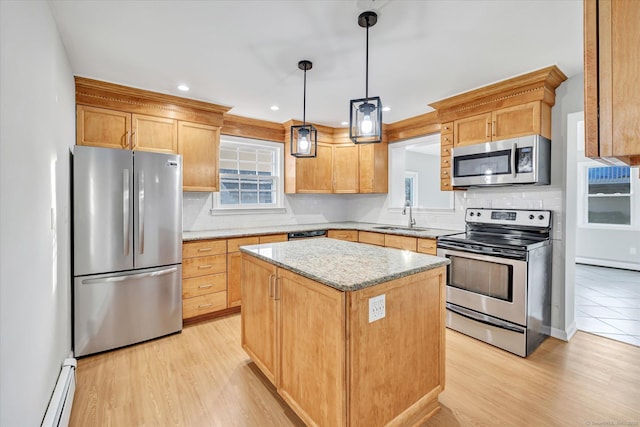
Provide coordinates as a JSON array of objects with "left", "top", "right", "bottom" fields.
[{"left": 373, "top": 226, "right": 433, "bottom": 232}]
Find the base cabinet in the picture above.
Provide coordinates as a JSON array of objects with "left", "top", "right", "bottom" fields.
[{"left": 241, "top": 253, "right": 446, "bottom": 427}]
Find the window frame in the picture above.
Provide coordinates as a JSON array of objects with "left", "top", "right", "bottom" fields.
[
  {"left": 578, "top": 163, "right": 638, "bottom": 229},
  {"left": 212, "top": 135, "right": 285, "bottom": 214}
]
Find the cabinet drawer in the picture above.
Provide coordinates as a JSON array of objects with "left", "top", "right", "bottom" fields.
[
  {"left": 328, "top": 229, "right": 358, "bottom": 242},
  {"left": 441, "top": 179, "right": 452, "bottom": 191},
  {"left": 259, "top": 234, "right": 288, "bottom": 244},
  {"left": 183, "top": 273, "right": 226, "bottom": 298},
  {"left": 441, "top": 122, "right": 453, "bottom": 134},
  {"left": 228, "top": 236, "right": 260, "bottom": 253},
  {"left": 384, "top": 235, "right": 417, "bottom": 251},
  {"left": 417, "top": 238, "right": 437, "bottom": 255},
  {"left": 183, "top": 291, "right": 227, "bottom": 319},
  {"left": 441, "top": 156, "right": 451, "bottom": 168},
  {"left": 183, "top": 239, "right": 227, "bottom": 259},
  {"left": 441, "top": 168, "right": 451, "bottom": 179},
  {"left": 358, "top": 231, "right": 385, "bottom": 246},
  {"left": 183, "top": 254, "right": 226, "bottom": 278},
  {"left": 440, "top": 134, "right": 453, "bottom": 145},
  {"left": 441, "top": 144, "right": 452, "bottom": 158}
]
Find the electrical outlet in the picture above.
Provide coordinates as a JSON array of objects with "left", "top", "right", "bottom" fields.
[
  {"left": 630, "top": 247, "right": 637, "bottom": 255},
  {"left": 369, "top": 294, "right": 386, "bottom": 323}
]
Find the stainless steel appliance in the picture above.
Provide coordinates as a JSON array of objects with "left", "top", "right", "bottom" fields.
[
  {"left": 287, "top": 230, "right": 327, "bottom": 240},
  {"left": 72, "top": 146, "right": 183, "bottom": 357},
  {"left": 451, "top": 135, "right": 550, "bottom": 187},
  {"left": 437, "top": 208, "right": 552, "bottom": 357}
]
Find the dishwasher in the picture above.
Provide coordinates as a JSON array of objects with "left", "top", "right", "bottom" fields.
[{"left": 287, "top": 230, "right": 327, "bottom": 240}]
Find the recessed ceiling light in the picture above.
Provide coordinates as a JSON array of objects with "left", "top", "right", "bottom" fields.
[
  {"left": 382, "top": 106, "right": 391, "bottom": 112},
  {"left": 341, "top": 121, "right": 349, "bottom": 126},
  {"left": 270, "top": 105, "right": 280, "bottom": 111},
  {"left": 177, "top": 84, "right": 189, "bottom": 92}
]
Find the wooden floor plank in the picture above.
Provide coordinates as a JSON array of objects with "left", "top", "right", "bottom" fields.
[{"left": 69, "top": 314, "right": 640, "bottom": 426}]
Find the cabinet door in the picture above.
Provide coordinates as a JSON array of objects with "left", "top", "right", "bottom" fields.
[
  {"left": 328, "top": 229, "right": 358, "bottom": 242},
  {"left": 596, "top": 0, "right": 640, "bottom": 161},
  {"left": 333, "top": 144, "right": 359, "bottom": 193},
  {"left": 491, "top": 102, "right": 541, "bottom": 141},
  {"left": 76, "top": 105, "right": 131, "bottom": 149},
  {"left": 241, "top": 255, "right": 277, "bottom": 383},
  {"left": 227, "top": 251, "right": 242, "bottom": 308},
  {"left": 131, "top": 114, "right": 177, "bottom": 154},
  {"left": 296, "top": 143, "right": 333, "bottom": 193},
  {"left": 384, "top": 234, "right": 417, "bottom": 251},
  {"left": 278, "top": 269, "right": 346, "bottom": 427},
  {"left": 178, "top": 121, "right": 220, "bottom": 192},
  {"left": 359, "top": 143, "right": 388, "bottom": 193},
  {"left": 453, "top": 113, "right": 492, "bottom": 146}
]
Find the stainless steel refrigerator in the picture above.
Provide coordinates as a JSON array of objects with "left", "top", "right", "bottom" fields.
[{"left": 73, "top": 146, "right": 183, "bottom": 357}]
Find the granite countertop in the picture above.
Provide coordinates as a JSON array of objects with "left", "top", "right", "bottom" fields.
[
  {"left": 240, "top": 238, "right": 450, "bottom": 292},
  {"left": 183, "top": 221, "right": 460, "bottom": 241}
]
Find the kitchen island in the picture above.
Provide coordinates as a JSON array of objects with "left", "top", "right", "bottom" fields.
[{"left": 240, "top": 238, "right": 449, "bottom": 427}]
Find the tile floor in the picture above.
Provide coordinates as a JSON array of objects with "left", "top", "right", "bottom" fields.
[{"left": 575, "top": 263, "right": 640, "bottom": 346}]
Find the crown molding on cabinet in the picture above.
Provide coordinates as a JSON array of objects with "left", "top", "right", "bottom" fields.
[
  {"left": 428, "top": 66, "right": 568, "bottom": 123},
  {"left": 75, "top": 76, "right": 231, "bottom": 127}
]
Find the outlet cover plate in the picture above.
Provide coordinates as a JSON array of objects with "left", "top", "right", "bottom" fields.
[{"left": 369, "top": 294, "right": 386, "bottom": 323}]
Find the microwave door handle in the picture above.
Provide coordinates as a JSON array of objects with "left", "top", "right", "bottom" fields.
[{"left": 511, "top": 142, "right": 517, "bottom": 177}]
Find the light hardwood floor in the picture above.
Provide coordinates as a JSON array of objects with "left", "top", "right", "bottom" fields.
[{"left": 70, "top": 314, "right": 640, "bottom": 427}]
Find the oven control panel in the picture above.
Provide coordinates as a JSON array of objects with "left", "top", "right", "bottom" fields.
[{"left": 465, "top": 208, "right": 551, "bottom": 228}]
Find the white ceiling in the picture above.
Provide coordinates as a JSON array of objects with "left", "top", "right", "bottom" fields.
[{"left": 49, "top": 0, "right": 583, "bottom": 128}]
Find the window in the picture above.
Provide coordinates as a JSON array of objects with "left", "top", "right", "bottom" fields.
[
  {"left": 213, "top": 136, "right": 283, "bottom": 211},
  {"left": 583, "top": 165, "right": 634, "bottom": 226},
  {"left": 404, "top": 171, "right": 418, "bottom": 207}
]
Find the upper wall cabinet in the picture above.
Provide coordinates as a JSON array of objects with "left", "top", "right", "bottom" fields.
[
  {"left": 283, "top": 121, "right": 388, "bottom": 194},
  {"left": 584, "top": 0, "right": 640, "bottom": 166},
  {"left": 75, "top": 77, "right": 230, "bottom": 191},
  {"left": 429, "top": 66, "right": 567, "bottom": 190}
]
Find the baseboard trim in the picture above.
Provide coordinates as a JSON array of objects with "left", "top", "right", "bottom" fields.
[
  {"left": 551, "top": 321, "right": 577, "bottom": 342},
  {"left": 576, "top": 257, "right": 640, "bottom": 272}
]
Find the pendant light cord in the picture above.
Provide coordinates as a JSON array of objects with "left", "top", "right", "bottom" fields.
[
  {"left": 365, "top": 17, "right": 369, "bottom": 100},
  {"left": 302, "top": 68, "right": 307, "bottom": 125}
]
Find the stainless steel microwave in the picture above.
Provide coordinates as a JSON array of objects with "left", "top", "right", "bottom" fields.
[{"left": 451, "top": 135, "right": 550, "bottom": 187}]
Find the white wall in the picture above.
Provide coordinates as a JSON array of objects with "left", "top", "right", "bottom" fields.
[
  {"left": 184, "top": 192, "right": 350, "bottom": 231},
  {"left": 0, "top": 2, "right": 75, "bottom": 425}
]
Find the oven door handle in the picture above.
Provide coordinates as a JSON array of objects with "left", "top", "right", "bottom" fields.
[{"left": 446, "top": 303, "right": 525, "bottom": 334}]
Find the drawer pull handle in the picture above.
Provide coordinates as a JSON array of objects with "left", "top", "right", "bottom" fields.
[
  {"left": 198, "top": 284, "right": 213, "bottom": 289},
  {"left": 197, "top": 248, "right": 213, "bottom": 252},
  {"left": 198, "top": 303, "right": 213, "bottom": 308},
  {"left": 198, "top": 264, "right": 212, "bottom": 269}
]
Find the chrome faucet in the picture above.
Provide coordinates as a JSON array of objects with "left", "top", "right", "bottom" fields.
[{"left": 402, "top": 200, "right": 416, "bottom": 228}]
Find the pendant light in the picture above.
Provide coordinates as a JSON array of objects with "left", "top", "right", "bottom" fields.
[
  {"left": 290, "top": 60, "right": 317, "bottom": 158},
  {"left": 349, "top": 11, "right": 383, "bottom": 144}
]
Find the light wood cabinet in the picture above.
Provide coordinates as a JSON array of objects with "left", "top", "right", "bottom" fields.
[
  {"left": 76, "top": 105, "right": 178, "bottom": 153},
  {"left": 227, "top": 234, "right": 287, "bottom": 308},
  {"left": 241, "top": 255, "right": 278, "bottom": 383},
  {"left": 182, "top": 239, "right": 228, "bottom": 320},
  {"left": 384, "top": 234, "right": 417, "bottom": 251},
  {"left": 358, "top": 142, "right": 388, "bottom": 193},
  {"left": 584, "top": 0, "right": 640, "bottom": 165},
  {"left": 294, "top": 143, "right": 334, "bottom": 193},
  {"left": 328, "top": 229, "right": 358, "bottom": 242},
  {"left": 241, "top": 251, "right": 446, "bottom": 427},
  {"left": 417, "top": 238, "right": 437, "bottom": 255},
  {"left": 440, "top": 122, "right": 454, "bottom": 191},
  {"left": 358, "top": 231, "right": 385, "bottom": 246},
  {"left": 453, "top": 102, "right": 548, "bottom": 147},
  {"left": 333, "top": 144, "right": 359, "bottom": 193},
  {"left": 178, "top": 121, "right": 221, "bottom": 192},
  {"left": 76, "top": 105, "right": 131, "bottom": 149}
]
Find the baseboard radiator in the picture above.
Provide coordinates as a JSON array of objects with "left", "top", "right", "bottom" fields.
[{"left": 41, "top": 358, "right": 77, "bottom": 427}]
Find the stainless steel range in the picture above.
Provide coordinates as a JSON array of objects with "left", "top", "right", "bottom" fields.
[{"left": 437, "top": 208, "right": 552, "bottom": 357}]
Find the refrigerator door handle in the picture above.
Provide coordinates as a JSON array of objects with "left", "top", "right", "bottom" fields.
[
  {"left": 80, "top": 267, "right": 178, "bottom": 285},
  {"left": 123, "top": 169, "right": 130, "bottom": 256},
  {"left": 139, "top": 170, "right": 145, "bottom": 254}
]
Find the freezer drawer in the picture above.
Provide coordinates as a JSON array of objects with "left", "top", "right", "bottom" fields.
[{"left": 74, "top": 265, "right": 182, "bottom": 357}]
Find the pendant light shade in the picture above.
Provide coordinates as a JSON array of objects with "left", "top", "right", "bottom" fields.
[
  {"left": 349, "top": 11, "right": 383, "bottom": 144},
  {"left": 290, "top": 60, "right": 317, "bottom": 158}
]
